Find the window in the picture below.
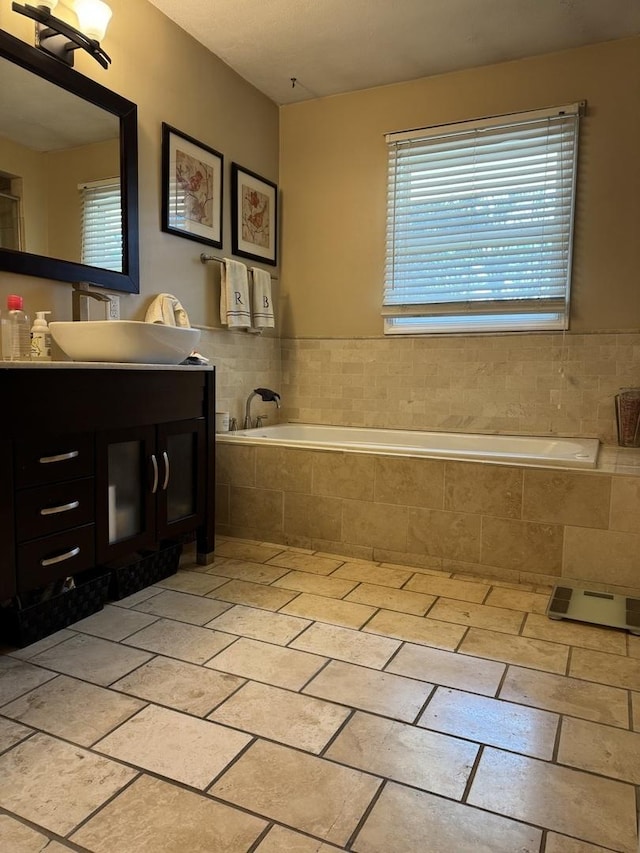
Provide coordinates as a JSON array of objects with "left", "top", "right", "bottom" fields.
[
  {"left": 383, "top": 104, "right": 581, "bottom": 334},
  {"left": 79, "top": 177, "right": 122, "bottom": 272}
]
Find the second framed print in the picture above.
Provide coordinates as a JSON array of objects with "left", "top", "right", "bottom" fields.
[
  {"left": 162, "top": 123, "right": 223, "bottom": 248},
  {"left": 231, "top": 163, "right": 278, "bottom": 266}
]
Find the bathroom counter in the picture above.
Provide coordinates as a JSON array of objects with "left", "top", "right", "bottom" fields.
[{"left": 0, "top": 361, "right": 212, "bottom": 371}]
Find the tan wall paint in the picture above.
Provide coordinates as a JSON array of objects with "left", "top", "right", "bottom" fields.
[
  {"left": 0, "top": 135, "right": 49, "bottom": 255},
  {"left": 0, "top": 0, "right": 279, "bottom": 326},
  {"left": 279, "top": 37, "right": 640, "bottom": 337}
]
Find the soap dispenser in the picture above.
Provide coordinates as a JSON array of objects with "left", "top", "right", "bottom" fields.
[{"left": 30, "top": 311, "right": 52, "bottom": 361}]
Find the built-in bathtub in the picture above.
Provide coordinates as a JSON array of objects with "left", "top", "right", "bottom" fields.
[{"left": 219, "top": 423, "right": 600, "bottom": 469}]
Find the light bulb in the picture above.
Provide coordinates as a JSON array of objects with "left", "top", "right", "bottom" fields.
[{"left": 73, "top": 0, "right": 112, "bottom": 41}]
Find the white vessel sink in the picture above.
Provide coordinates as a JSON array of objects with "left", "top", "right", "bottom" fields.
[{"left": 50, "top": 321, "right": 201, "bottom": 365}]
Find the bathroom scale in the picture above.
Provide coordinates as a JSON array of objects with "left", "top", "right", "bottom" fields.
[{"left": 547, "top": 583, "right": 640, "bottom": 635}]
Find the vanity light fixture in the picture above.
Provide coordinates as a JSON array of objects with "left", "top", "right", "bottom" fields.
[{"left": 11, "top": 0, "right": 112, "bottom": 69}]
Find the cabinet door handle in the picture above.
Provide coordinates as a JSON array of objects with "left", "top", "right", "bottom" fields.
[
  {"left": 150, "top": 453, "right": 159, "bottom": 494},
  {"left": 40, "top": 500, "right": 80, "bottom": 517},
  {"left": 161, "top": 451, "right": 170, "bottom": 491},
  {"left": 39, "top": 450, "right": 79, "bottom": 465},
  {"left": 41, "top": 546, "right": 80, "bottom": 567}
]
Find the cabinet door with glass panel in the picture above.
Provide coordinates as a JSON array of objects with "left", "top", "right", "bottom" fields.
[{"left": 156, "top": 419, "right": 205, "bottom": 540}]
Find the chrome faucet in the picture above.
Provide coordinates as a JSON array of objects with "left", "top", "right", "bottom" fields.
[
  {"left": 72, "top": 282, "right": 112, "bottom": 321},
  {"left": 244, "top": 387, "right": 281, "bottom": 429}
]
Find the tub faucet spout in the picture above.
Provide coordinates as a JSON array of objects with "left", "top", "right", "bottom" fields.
[{"left": 244, "top": 387, "right": 281, "bottom": 429}]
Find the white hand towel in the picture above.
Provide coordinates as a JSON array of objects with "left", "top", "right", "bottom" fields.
[
  {"left": 220, "top": 259, "right": 251, "bottom": 328},
  {"left": 250, "top": 267, "right": 275, "bottom": 329},
  {"left": 145, "top": 293, "right": 191, "bottom": 327}
]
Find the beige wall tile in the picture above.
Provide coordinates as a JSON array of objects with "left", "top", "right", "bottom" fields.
[
  {"left": 284, "top": 493, "right": 342, "bottom": 541},
  {"left": 522, "top": 613, "right": 627, "bottom": 655},
  {"left": 633, "top": 693, "right": 640, "bottom": 731},
  {"left": 444, "top": 462, "right": 522, "bottom": 518},
  {"left": 468, "top": 748, "right": 637, "bottom": 852},
  {"left": 364, "top": 611, "right": 466, "bottom": 651},
  {"left": 342, "top": 500, "right": 408, "bottom": 551},
  {"left": 522, "top": 470, "right": 611, "bottom": 528},
  {"left": 610, "top": 476, "right": 640, "bottom": 533},
  {"left": 558, "top": 716, "right": 640, "bottom": 784},
  {"left": 481, "top": 517, "right": 563, "bottom": 574},
  {"left": 460, "top": 627, "right": 568, "bottom": 674},
  {"left": 373, "top": 456, "right": 444, "bottom": 508},
  {"left": 255, "top": 447, "right": 313, "bottom": 493},
  {"left": 427, "top": 599, "right": 524, "bottom": 634},
  {"left": 312, "top": 451, "right": 375, "bottom": 500},
  {"left": 563, "top": 526, "right": 640, "bottom": 590},
  {"left": 216, "top": 445, "right": 255, "bottom": 487},
  {"left": 215, "top": 483, "right": 230, "bottom": 527},
  {"left": 229, "top": 487, "right": 283, "bottom": 534},
  {"left": 407, "top": 508, "right": 481, "bottom": 562}
]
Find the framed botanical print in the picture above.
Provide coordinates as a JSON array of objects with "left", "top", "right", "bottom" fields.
[
  {"left": 231, "top": 162, "right": 278, "bottom": 265},
  {"left": 161, "top": 123, "right": 223, "bottom": 248}
]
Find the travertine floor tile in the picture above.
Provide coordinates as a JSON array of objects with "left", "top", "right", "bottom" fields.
[
  {"left": 267, "top": 551, "right": 344, "bottom": 575},
  {"left": 207, "top": 578, "right": 298, "bottom": 611},
  {"left": 427, "top": 597, "right": 524, "bottom": 633},
  {"left": 363, "top": 610, "right": 466, "bottom": 650},
  {"left": 326, "top": 711, "right": 477, "bottom": 799},
  {"left": 468, "top": 747, "right": 638, "bottom": 852},
  {"left": 569, "top": 647, "right": 640, "bottom": 690},
  {"left": 155, "top": 570, "right": 229, "bottom": 595},
  {"left": 484, "top": 587, "right": 550, "bottom": 613},
  {"left": 1, "top": 675, "right": 144, "bottom": 746},
  {"left": 331, "top": 562, "right": 413, "bottom": 588},
  {"left": 281, "top": 593, "right": 376, "bottom": 629},
  {"left": 110, "top": 586, "right": 162, "bottom": 608},
  {"left": 255, "top": 825, "right": 345, "bottom": 852},
  {"left": 500, "top": 665, "right": 629, "bottom": 727},
  {"left": 459, "top": 627, "right": 568, "bottom": 674},
  {"left": 30, "top": 634, "right": 152, "bottom": 687},
  {"left": 404, "top": 573, "right": 490, "bottom": 603},
  {"left": 386, "top": 643, "right": 505, "bottom": 696},
  {"left": 0, "top": 814, "right": 71, "bottom": 852},
  {"left": 545, "top": 833, "right": 616, "bottom": 853},
  {"left": 112, "top": 656, "right": 245, "bottom": 716},
  {"left": 72, "top": 604, "right": 158, "bottom": 641},
  {"left": 558, "top": 717, "right": 640, "bottom": 783},
  {"left": 522, "top": 613, "right": 627, "bottom": 654},
  {"left": 70, "top": 774, "right": 266, "bottom": 853},
  {"left": 629, "top": 634, "right": 640, "bottom": 659},
  {"left": 209, "top": 681, "right": 349, "bottom": 753},
  {"left": 345, "top": 583, "right": 434, "bottom": 615},
  {"left": 0, "top": 716, "right": 32, "bottom": 752},
  {"left": 303, "top": 660, "right": 433, "bottom": 723},
  {"left": 418, "top": 686, "right": 558, "bottom": 759},
  {"left": 206, "top": 603, "right": 310, "bottom": 644},
  {"left": 207, "top": 558, "right": 288, "bottom": 584},
  {"left": 273, "top": 571, "right": 357, "bottom": 598},
  {"left": 131, "top": 589, "right": 232, "bottom": 625},
  {"left": 206, "top": 637, "right": 327, "bottom": 689},
  {"left": 8, "top": 629, "right": 75, "bottom": 660},
  {"left": 123, "top": 617, "right": 236, "bottom": 664},
  {"left": 0, "top": 733, "right": 135, "bottom": 835},
  {"left": 0, "top": 657, "right": 56, "bottom": 706},
  {"left": 352, "top": 781, "right": 542, "bottom": 853},
  {"left": 290, "top": 622, "right": 400, "bottom": 669},
  {"left": 214, "top": 540, "right": 285, "bottom": 562},
  {"left": 95, "top": 704, "right": 251, "bottom": 789},
  {"left": 210, "top": 740, "right": 380, "bottom": 846},
  {"left": 633, "top": 692, "right": 640, "bottom": 731}
]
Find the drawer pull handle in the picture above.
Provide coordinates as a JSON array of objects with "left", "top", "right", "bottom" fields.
[
  {"left": 39, "top": 450, "right": 79, "bottom": 465},
  {"left": 150, "top": 454, "right": 159, "bottom": 494},
  {"left": 162, "top": 451, "right": 170, "bottom": 491},
  {"left": 40, "top": 500, "right": 80, "bottom": 517},
  {"left": 41, "top": 546, "right": 80, "bottom": 567}
]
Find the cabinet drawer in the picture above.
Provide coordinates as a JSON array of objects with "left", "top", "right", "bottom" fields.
[
  {"left": 15, "top": 435, "right": 94, "bottom": 488},
  {"left": 16, "top": 478, "right": 95, "bottom": 543},
  {"left": 17, "top": 524, "right": 95, "bottom": 592}
]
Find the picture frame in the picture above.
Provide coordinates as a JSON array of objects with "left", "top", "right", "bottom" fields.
[
  {"left": 161, "top": 122, "right": 223, "bottom": 248},
  {"left": 231, "top": 162, "right": 278, "bottom": 266}
]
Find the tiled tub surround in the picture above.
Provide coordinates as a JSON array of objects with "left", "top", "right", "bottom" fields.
[
  {"left": 0, "top": 537, "right": 639, "bottom": 852},
  {"left": 216, "top": 442, "right": 640, "bottom": 596},
  {"left": 280, "top": 331, "right": 640, "bottom": 445}
]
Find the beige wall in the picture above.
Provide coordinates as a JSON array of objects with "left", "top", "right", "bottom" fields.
[
  {"left": 279, "top": 37, "right": 640, "bottom": 337},
  {"left": 0, "top": 135, "right": 49, "bottom": 255}
]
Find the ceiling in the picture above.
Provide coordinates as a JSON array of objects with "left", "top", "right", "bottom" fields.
[{"left": 146, "top": 0, "right": 640, "bottom": 105}]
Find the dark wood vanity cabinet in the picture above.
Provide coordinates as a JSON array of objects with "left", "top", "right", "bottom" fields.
[{"left": 0, "top": 366, "right": 215, "bottom": 602}]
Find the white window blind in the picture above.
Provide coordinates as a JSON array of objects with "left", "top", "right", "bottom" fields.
[
  {"left": 79, "top": 177, "right": 123, "bottom": 272},
  {"left": 384, "top": 104, "right": 581, "bottom": 334}
]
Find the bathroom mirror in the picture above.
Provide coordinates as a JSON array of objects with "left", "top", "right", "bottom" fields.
[{"left": 0, "top": 28, "right": 139, "bottom": 293}]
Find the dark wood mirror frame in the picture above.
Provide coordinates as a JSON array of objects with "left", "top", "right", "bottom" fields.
[{"left": 0, "top": 28, "right": 139, "bottom": 293}]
